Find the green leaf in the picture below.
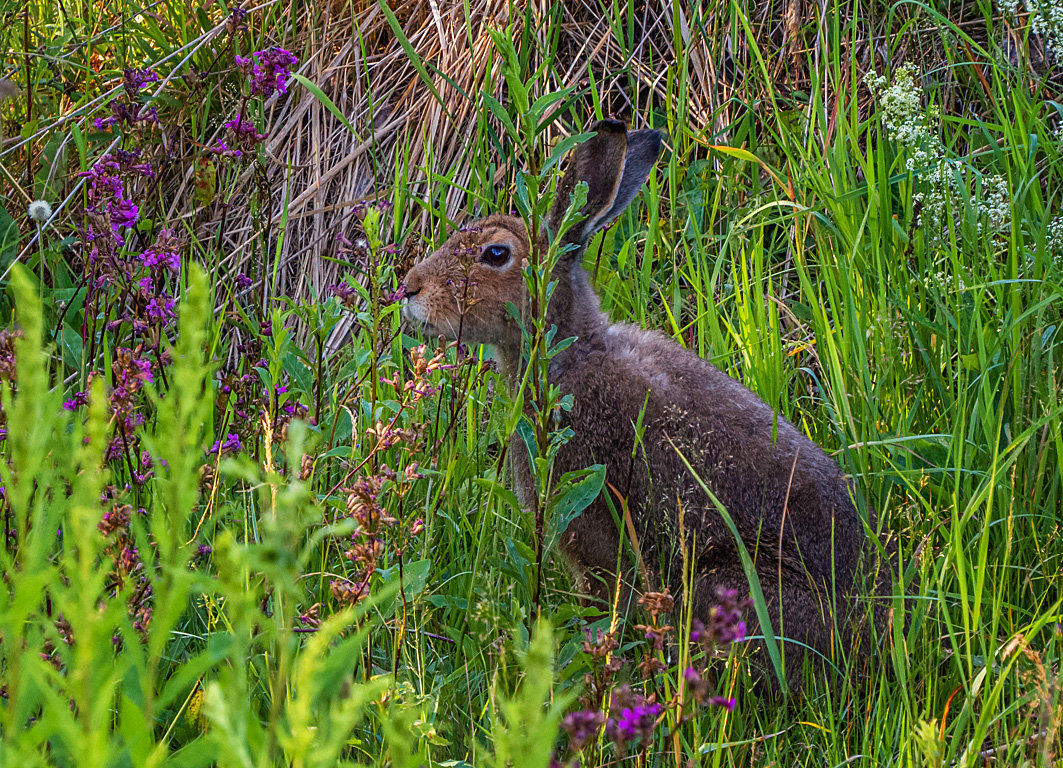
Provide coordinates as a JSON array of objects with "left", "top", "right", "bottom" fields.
[
  {"left": 529, "top": 90, "right": 569, "bottom": 122},
  {"left": 59, "top": 324, "right": 84, "bottom": 370},
  {"left": 542, "top": 131, "right": 593, "bottom": 175},
  {"left": 482, "top": 93, "right": 518, "bottom": 142},
  {"left": 291, "top": 73, "right": 359, "bottom": 135},
  {"left": 0, "top": 206, "right": 19, "bottom": 271},
  {"left": 282, "top": 351, "right": 314, "bottom": 396},
  {"left": 377, "top": 0, "right": 446, "bottom": 109},
  {"left": 377, "top": 558, "right": 432, "bottom": 604},
  {"left": 515, "top": 415, "right": 538, "bottom": 474},
  {"left": 546, "top": 464, "right": 605, "bottom": 553}
]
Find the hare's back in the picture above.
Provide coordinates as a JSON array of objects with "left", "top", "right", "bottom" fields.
[{"left": 559, "top": 322, "right": 864, "bottom": 572}]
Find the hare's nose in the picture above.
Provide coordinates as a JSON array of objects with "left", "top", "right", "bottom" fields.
[{"left": 403, "top": 267, "right": 423, "bottom": 296}]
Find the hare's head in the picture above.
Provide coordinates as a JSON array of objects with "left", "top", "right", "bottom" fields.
[{"left": 402, "top": 119, "right": 664, "bottom": 358}]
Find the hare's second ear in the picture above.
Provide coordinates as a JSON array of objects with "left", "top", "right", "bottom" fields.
[{"left": 545, "top": 119, "right": 664, "bottom": 249}]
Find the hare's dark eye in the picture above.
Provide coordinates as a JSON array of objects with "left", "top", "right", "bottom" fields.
[{"left": 481, "top": 245, "right": 511, "bottom": 266}]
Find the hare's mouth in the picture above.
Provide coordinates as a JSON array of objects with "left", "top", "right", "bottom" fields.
[{"left": 400, "top": 299, "right": 459, "bottom": 340}]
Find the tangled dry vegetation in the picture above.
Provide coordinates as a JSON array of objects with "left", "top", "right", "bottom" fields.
[{"left": 4, "top": 0, "right": 1055, "bottom": 313}]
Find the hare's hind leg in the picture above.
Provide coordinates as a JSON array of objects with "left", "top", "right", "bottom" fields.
[{"left": 692, "top": 563, "right": 847, "bottom": 697}]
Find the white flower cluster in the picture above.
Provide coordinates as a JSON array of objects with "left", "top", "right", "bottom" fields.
[
  {"left": 924, "top": 269, "right": 968, "bottom": 292},
  {"left": 865, "top": 66, "right": 1011, "bottom": 241},
  {"left": 1048, "top": 216, "right": 1063, "bottom": 266},
  {"left": 999, "top": 0, "right": 1063, "bottom": 61},
  {"left": 864, "top": 65, "right": 928, "bottom": 153}
]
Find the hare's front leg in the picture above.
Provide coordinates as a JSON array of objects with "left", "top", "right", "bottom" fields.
[
  {"left": 559, "top": 503, "right": 639, "bottom": 613},
  {"left": 509, "top": 434, "right": 635, "bottom": 611}
]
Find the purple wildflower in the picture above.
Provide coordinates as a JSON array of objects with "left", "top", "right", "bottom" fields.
[
  {"left": 328, "top": 283, "right": 357, "bottom": 300},
  {"left": 226, "top": 7, "right": 248, "bottom": 37},
  {"left": 118, "top": 546, "right": 139, "bottom": 572},
  {"left": 208, "top": 140, "right": 242, "bottom": 158},
  {"left": 111, "top": 198, "right": 140, "bottom": 230},
  {"left": 691, "top": 587, "right": 752, "bottom": 648},
  {"left": 145, "top": 295, "right": 176, "bottom": 324},
  {"left": 98, "top": 505, "right": 130, "bottom": 536},
  {"left": 562, "top": 709, "right": 605, "bottom": 751},
  {"left": 94, "top": 99, "right": 159, "bottom": 131},
  {"left": 383, "top": 283, "right": 408, "bottom": 305},
  {"left": 141, "top": 228, "right": 181, "bottom": 273},
  {"left": 708, "top": 696, "right": 737, "bottom": 711},
  {"left": 114, "top": 349, "right": 153, "bottom": 386},
  {"left": 605, "top": 687, "right": 661, "bottom": 747},
  {"left": 234, "top": 273, "right": 253, "bottom": 289},
  {"left": 112, "top": 148, "right": 155, "bottom": 177},
  {"left": 136, "top": 105, "right": 159, "bottom": 124},
  {"left": 235, "top": 54, "right": 254, "bottom": 77},
  {"left": 78, "top": 154, "right": 152, "bottom": 247},
  {"left": 329, "top": 282, "right": 360, "bottom": 309},
  {"left": 208, "top": 433, "right": 242, "bottom": 457},
  {"left": 224, "top": 113, "right": 267, "bottom": 152},
  {"left": 63, "top": 391, "right": 89, "bottom": 411},
  {"left": 123, "top": 68, "right": 159, "bottom": 98},
  {"left": 239, "top": 47, "right": 298, "bottom": 98}
]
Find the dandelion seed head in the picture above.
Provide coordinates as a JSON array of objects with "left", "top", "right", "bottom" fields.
[{"left": 28, "top": 199, "right": 53, "bottom": 223}]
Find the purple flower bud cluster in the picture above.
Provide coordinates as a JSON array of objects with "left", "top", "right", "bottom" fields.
[
  {"left": 604, "top": 686, "right": 661, "bottom": 748},
  {"left": 209, "top": 48, "right": 298, "bottom": 158},
  {"left": 97, "top": 348, "right": 159, "bottom": 479},
  {"left": 61, "top": 147, "right": 186, "bottom": 493},
  {"left": 123, "top": 68, "right": 159, "bottom": 98},
  {"left": 63, "top": 391, "right": 88, "bottom": 411},
  {"left": 691, "top": 587, "right": 752, "bottom": 649},
  {"left": 226, "top": 6, "right": 248, "bottom": 37},
  {"left": 561, "top": 709, "right": 605, "bottom": 751},
  {"left": 140, "top": 228, "right": 181, "bottom": 273},
  {"left": 212, "top": 356, "right": 313, "bottom": 465},
  {"left": 94, "top": 101, "right": 159, "bottom": 131},
  {"left": 98, "top": 504, "right": 131, "bottom": 536},
  {"left": 74, "top": 153, "right": 183, "bottom": 340},
  {"left": 236, "top": 47, "right": 298, "bottom": 98},
  {"left": 328, "top": 282, "right": 359, "bottom": 309},
  {"left": 557, "top": 586, "right": 752, "bottom": 762},
  {"left": 93, "top": 485, "right": 154, "bottom": 639},
  {"left": 94, "top": 68, "right": 160, "bottom": 131},
  {"left": 224, "top": 113, "right": 267, "bottom": 151},
  {"left": 383, "top": 282, "right": 407, "bottom": 305},
  {"left": 79, "top": 152, "right": 153, "bottom": 252}
]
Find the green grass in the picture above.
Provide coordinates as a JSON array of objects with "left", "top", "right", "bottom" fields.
[{"left": 1, "top": 0, "right": 1061, "bottom": 765}]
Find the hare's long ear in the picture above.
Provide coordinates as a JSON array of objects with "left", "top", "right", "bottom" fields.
[{"left": 545, "top": 119, "right": 664, "bottom": 253}]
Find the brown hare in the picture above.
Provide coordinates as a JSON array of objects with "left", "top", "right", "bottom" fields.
[{"left": 402, "top": 119, "right": 881, "bottom": 691}]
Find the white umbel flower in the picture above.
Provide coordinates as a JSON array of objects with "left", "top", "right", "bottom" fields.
[
  {"left": 28, "top": 199, "right": 53, "bottom": 223},
  {"left": 999, "top": 0, "right": 1063, "bottom": 61},
  {"left": 865, "top": 66, "right": 1011, "bottom": 239}
]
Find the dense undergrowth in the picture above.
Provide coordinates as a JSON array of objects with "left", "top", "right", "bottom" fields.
[{"left": 1, "top": 0, "right": 1062, "bottom": 765}]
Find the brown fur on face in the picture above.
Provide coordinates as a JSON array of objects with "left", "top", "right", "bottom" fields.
[
  {"left": 403, "top": 214, "right": 532, "bottom": 358},
  {"left": 399, "top": 120, "right": 895, "bottom": 696}
]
